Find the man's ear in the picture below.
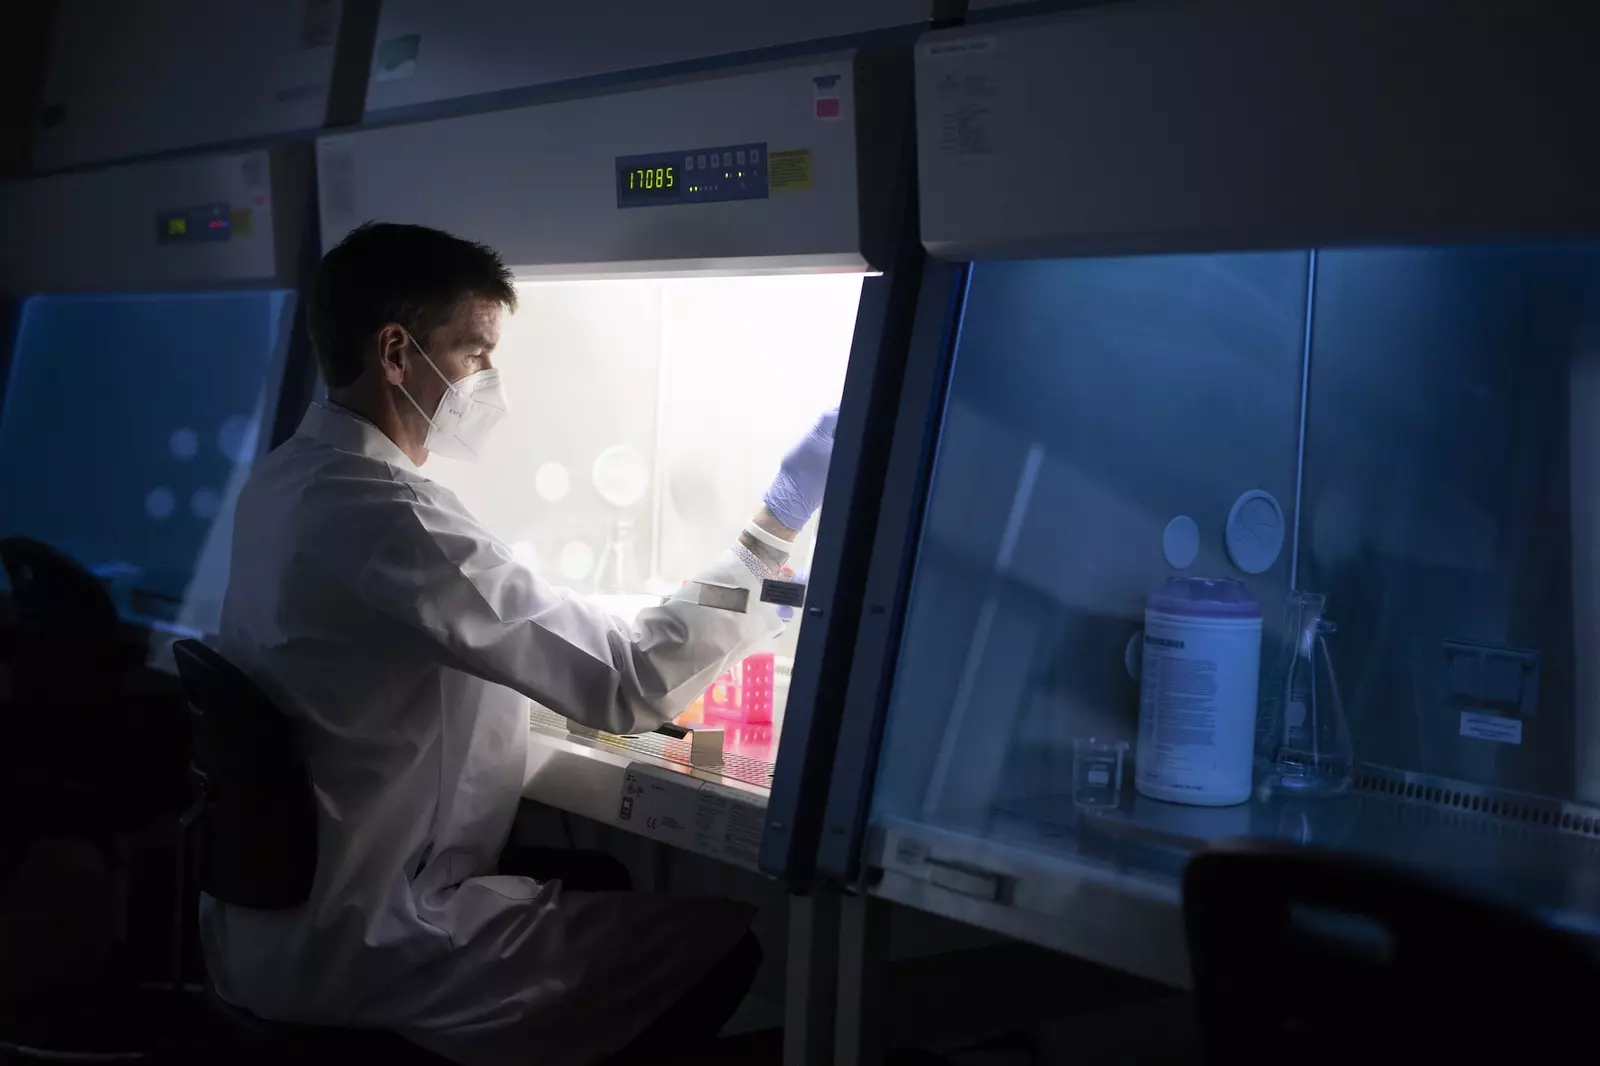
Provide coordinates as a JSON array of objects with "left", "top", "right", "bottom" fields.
[{"left": 376, "top": 324, "right": 410, "bottom": 386}]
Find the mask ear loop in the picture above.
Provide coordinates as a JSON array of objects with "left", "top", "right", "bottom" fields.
[
  {"left": 397, "top": 380, "right": 438, "bottom": 427},
  {"left": 396, "top": 329, "right": 456, "bottom": 429},
  {"left": 410, "top": 328, "right": 504, "bottom": 403},
  {"left": 408, "top": 330, "right": 460, "bottom": 390}
]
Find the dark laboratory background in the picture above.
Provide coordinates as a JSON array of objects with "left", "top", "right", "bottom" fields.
[{"left": 3, "top": 2, "right": 1600, "bottom": 1065}]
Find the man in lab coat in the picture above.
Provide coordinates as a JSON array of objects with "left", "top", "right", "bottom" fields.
[{"left": 206, "top": 223, "right": 837, "bottom": 1065}]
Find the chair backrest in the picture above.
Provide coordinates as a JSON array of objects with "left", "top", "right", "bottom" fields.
[
  {"left": 1183, "top": 838, "right": 1598, "bottom": 1065},
  {"left": 172, "top": 639, "right": 316, "bottom": 910},
  {"left": 0, "top": 537, "right": 130, "bottom": 711}
]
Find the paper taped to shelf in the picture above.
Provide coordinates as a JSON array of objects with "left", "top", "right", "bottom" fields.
[{"left": 617, "top": 763, "right": 763, "bottom": 866}]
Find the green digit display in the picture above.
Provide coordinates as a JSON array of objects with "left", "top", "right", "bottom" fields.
[{"left": 617, "top": 155, "right": 694, "bottom": 204}]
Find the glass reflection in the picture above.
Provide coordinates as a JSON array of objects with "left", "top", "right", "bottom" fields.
[{"left": 0, "top": 290, "right": 295, "bottom": 641}]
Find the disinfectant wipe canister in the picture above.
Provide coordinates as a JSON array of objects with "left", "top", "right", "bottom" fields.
[{"left": 1136, "top": 577, "right": 1262, "bottom": 806}]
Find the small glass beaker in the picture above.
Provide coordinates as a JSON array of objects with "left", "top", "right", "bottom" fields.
[{"left": 1073, "top": 738, "right": 1129, "bottom": 809}]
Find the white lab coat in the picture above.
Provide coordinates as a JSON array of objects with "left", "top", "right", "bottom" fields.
[{"left": 203, "top": 403, "right": 782, "bottom": 1066}]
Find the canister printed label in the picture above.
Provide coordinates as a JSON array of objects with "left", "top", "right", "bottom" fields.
[{"left": 1137, "top": 612, "right": 1261, "bottom": 805}]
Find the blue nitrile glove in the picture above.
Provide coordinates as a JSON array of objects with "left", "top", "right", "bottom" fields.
[{"left": 763, "top": 408, "right": 838, "bottom": 532}]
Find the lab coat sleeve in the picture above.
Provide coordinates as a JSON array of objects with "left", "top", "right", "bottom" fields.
[{"left": 353, "top": 488, "right": 783, "bottom": 735}]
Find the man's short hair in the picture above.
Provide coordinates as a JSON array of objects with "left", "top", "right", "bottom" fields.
[{"left": 308, "top": 222, "right": 518, "bottom": 388}]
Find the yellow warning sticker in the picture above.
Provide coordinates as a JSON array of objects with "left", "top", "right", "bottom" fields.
[
  {"left": 229, "top": 207, "right": 254, "bottom": 236},
  {"left": 768, "top": 148, "right": 813, "bottom": 194}
]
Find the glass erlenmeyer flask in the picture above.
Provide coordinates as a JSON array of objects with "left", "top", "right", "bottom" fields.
[
  {"left": 593, "top": 517, "right": 638, "bottom": 593},
  {"left": 1254, "top": 593, "right": 1302, "bottom": 773},
  {"left": 1267, "top": 592, "right": 1353, "bottom": 796}
]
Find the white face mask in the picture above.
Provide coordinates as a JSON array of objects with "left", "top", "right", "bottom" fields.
[{"left": 397, "top": 331, "right": 509, "bottom": 462}]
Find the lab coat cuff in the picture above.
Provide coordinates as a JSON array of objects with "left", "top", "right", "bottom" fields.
[
  {"left": 671, "top": 550, "right": 783, "bottom": 633},
  {"left": 731, "top": 542, "right": 779, "bottom": 581}
]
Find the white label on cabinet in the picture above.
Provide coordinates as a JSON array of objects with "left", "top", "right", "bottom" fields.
[
  {"left": 617, "top": 763, "right": 764, "bottom": 866},
  {"left": 374, "top": 34, "right": 422, "bottom": 83},
  {"left": 927, "top": 39, "right": 1001, "bottom": 160},
  {"left": 1459, "top": 711, "right": 1523, "bottom": 745},
  {"left": 921, "top": 37, "right": 997, "bottom": 60}
]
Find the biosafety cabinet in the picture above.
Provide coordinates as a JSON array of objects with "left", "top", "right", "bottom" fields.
[
  {"left": 798, "top": 2, "right": 1600, "bottom": 988},
  {"left": 0, "top": 146, "right": 315, "bottom": 649},
  {"left": 318, "top": 51, "right": 916, "bottom": 874}
]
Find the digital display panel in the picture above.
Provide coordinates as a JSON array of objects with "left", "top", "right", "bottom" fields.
[
  {"left": 621, "top": 162, "right": 678, "bottom": 201},
  {"left": 616, "top": 143, "right": 768, "bottom": 209},
  {"left": 156, "top": 202, "right": 232, "bottom": 245}
]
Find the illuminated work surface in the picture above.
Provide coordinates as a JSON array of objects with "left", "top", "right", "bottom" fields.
[
  {"left": 864, "top": 777, "right": 1600, "bottom": 988},
  {"left": 522, "top": 705, "right": 773, "bottom": 871}
]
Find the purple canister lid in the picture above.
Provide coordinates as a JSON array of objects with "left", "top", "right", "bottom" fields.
[{"left": 1145, "top": 576, "right": 1261, "bottom": 619}]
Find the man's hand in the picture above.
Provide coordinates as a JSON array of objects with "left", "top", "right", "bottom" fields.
[{"left": 762, "top": 407, "right": 839, "bottom": 533}]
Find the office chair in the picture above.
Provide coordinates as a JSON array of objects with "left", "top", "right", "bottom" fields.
[
  {"left": 171, "top": 639, "right": 451, "bottom": 1063},
  {"left": 1183, "top": 838, "right": 1600, "bottom": 1066},
  {"left": 1, "top": 537, "right": 132, "bottom": 716},
  {"left": 0, "top": 538, "right": 190, "bottom": 973}
]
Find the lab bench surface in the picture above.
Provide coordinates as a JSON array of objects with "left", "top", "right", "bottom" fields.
[
  {"left": 862, "top": 774, "right": 1600, "bottom": 989},
  {"left": 522, "top": 705, "right": 773, "bottom": 871}
]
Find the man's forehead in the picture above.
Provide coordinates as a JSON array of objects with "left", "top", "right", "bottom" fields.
[{"left": 440, "top": 297, "right": 504, "bottom": 346}]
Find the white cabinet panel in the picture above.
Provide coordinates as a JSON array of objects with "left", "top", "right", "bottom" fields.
[
  {"left": 321, "top": 56, "right": 888, "bottom": 277},
  {"left": 0, "top": 145, "right": 311, "bottom": 293},
  {"left": 365, "top": 0, "right": 925, "bottom": 113},
  {"left": 34, "top": 0, "right": 341, "bottom": 170},
  {"left": 917, "top": 4, "right": 1600, "bottom": 259}
]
